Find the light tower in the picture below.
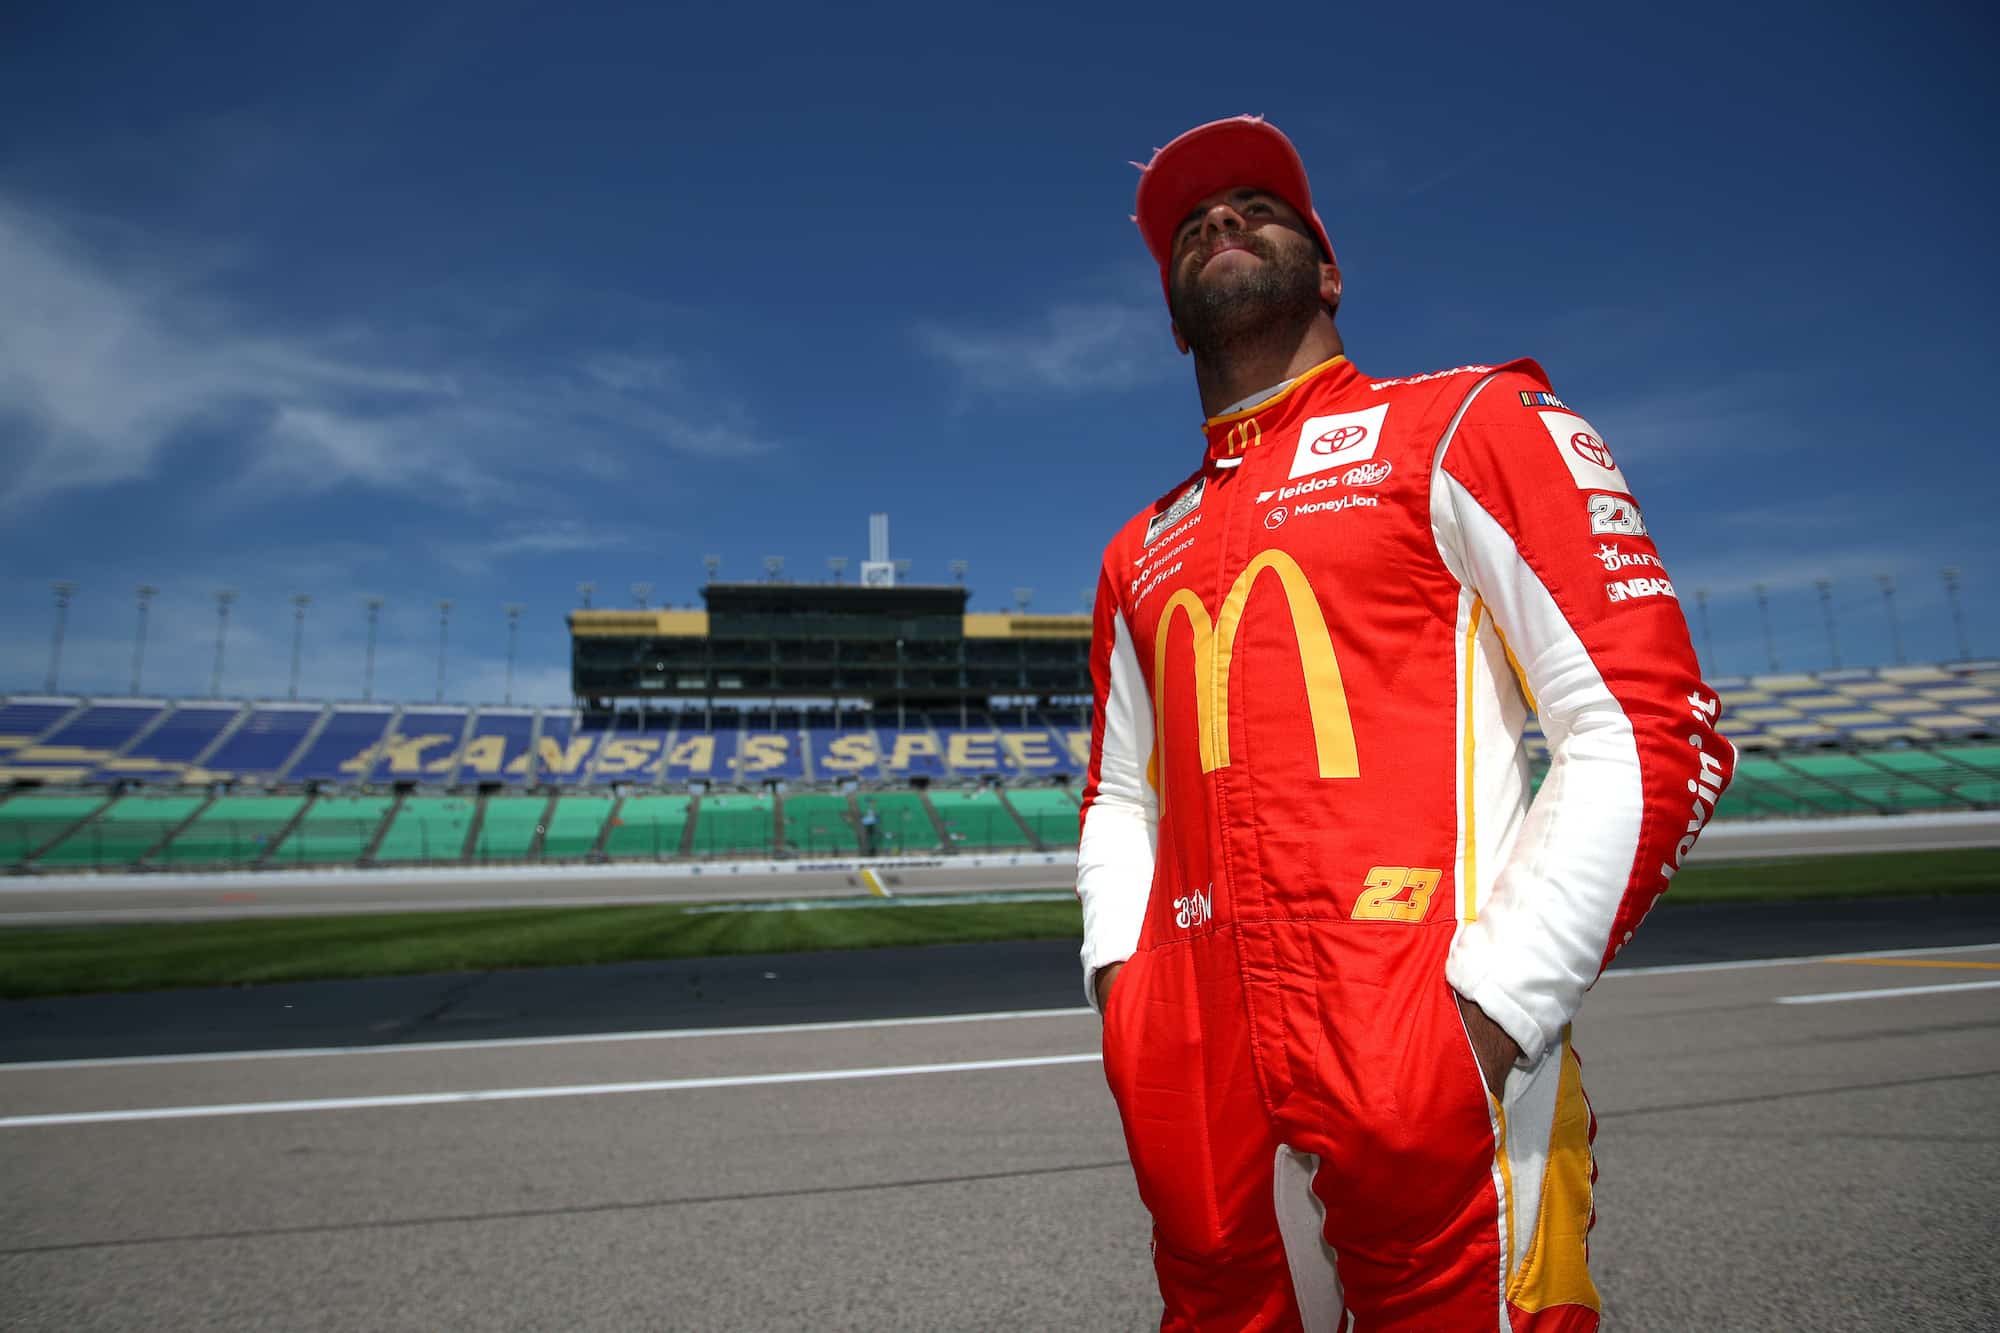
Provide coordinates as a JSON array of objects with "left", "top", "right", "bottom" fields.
[
  {"left": 827, "top": 556, "right": 848, "bottom": 584},
  {"left": 288, "top": 593, "right": 312, "bottom": 700},
  {"left": 763, "top": 556, "right": 784, "bottom": 582},
  {"left": 576, "top": 582, "right": 595, "bottom": 610},
  {"left": 131, "top": 585, "right": 158, "bottom": 694},
  {"left": 503, "top": 603, "right": 525, "bottom": 706},
  {"left": 1877, "top": 574, "right": 1904, "bottom": 666},
  {"left": 1815, "top": 578, "right": 1840, "bottom": 669},
  {"left": 1942, "top": 567, "right": 1969, "bottom": 659},
  {"left": 363, "top": 597, "right": 384, "bottom": 701},
  {"left": 45, "top": 580, "right": 77, "bottom": 693},
  {"left": 211, "top": 589, "right": 237, "bottom": 698},
  {"left": 436, "top": 599, "right": 453, "bottom": 703},
  {"left": 702, "top": 555, "right": 721, "bottom": 585},
  {"left": 950, "top": 559, "right": 968, "bottom": 584},
  {"left": 1013, "top": 586, "right": 1034, "bottom": 615},
  {"left": 630, "top": 582, "right": 653, "bottom": 611},
  {"left": 1753, "top": 583, "right": 1779, "bottom": 672}
]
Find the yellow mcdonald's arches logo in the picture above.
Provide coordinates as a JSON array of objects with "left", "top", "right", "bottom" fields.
[
  {"left": 1150, "top": 548, "right": 1359, "bottom": 783},
  {"left": 1222, "top": 417, "right": 1264, "bottom": 456}
]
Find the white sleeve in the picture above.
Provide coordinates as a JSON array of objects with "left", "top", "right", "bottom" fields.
[{"left": 1076, "top": 604, "right": 1158, "bottom": 1011}]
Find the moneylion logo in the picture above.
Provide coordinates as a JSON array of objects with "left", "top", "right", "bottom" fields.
[
  {"left": 1151, "top": 549, "right": 1359, "bottom": 786},
  {"left": 1264, "top": 506, "right": 1288, "bottom": 529}
]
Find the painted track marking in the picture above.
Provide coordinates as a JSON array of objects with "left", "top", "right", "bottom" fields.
[
  {"left": 1776, "top": 979, "right": 2000, "bottom": 1006},
  {"left": 0, "top": 1007, "right": 1096, "bottom": 1073},
  {"left": 0, "top": 1052, "right": 1106, "bottom": 1129}
]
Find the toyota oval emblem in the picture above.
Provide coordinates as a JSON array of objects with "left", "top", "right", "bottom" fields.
[
  {"left": 1309, "top": 424, "right": 1369, "bottom": 455},
  {"left": 1341, "top": 460, "right": 1393, "bottom": 487},
  {"left": 1264, "top": 506, "right": 1289, "bottom": 529},
  {"left": 1570, "top": 432, "right": 1615, "bottom": 469}
]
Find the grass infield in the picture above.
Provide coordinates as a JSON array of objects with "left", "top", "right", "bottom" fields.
[{"left": 1, "top": 848, "right": 1995, "bottom": 1000}]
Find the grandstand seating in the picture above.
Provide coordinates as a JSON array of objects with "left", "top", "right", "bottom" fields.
[
  {"left": 293, "top": 706, "right": 393, "bottom": 782},
  {"left": 690, "top": 792, "right": 774, "bottom": 857},
  {"left": 272, "top": 795, "right": 392, "bottom": 866},
  {"left": 154, "top": 794, "right": 306, "bottom": 867},
  {"left": 33, "top": 794, "right": 205, "bottom": 869},
  {"left": 473, "top": 794, "right": 548, "bottom": 861},
  {"left": 1006, "top": 787, "right": 1082, "bottom": 845},
  {"left": 857, "top": 792, "right": 943, "bottom": 852},
  {"left": 933, "top": 788, "right": 1033, "bottom": 848},
  {"left": 600, "top": 794, "right": 686, "bottom": 859},
  {"left": 2, "top": 664, "right": 1996, "bottom": 873},
  {"left": 0, "top": 792, "right": 106, "bottom": 865},
  {"left": 202, "top": 705, "right": 318, "bottom": 781},
  {"left": 783, "top": 793, "right": 859, "bottom": 854},
  {"left": 374, "top": 795, "right": 476, "bottom": 863}
]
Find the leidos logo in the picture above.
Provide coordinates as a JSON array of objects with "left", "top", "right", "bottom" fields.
[
  {"left": 1288, "top": 404, "right": 1389, "bottom": 481},
  {"left": 1152, "top": 549, "right": 1360, "bottom": 785}
]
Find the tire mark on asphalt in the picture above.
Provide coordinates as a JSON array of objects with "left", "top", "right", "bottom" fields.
[{"left": 0, "top": 1159, "right": 1134, "bottom": 1257}]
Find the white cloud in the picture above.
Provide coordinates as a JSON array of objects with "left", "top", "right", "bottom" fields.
[
  {"left": 0, "top": 197, "right": 778, "bottom": 513},
  {"left": 916, "top": 300, "right": 1175, "bottom": 395}
]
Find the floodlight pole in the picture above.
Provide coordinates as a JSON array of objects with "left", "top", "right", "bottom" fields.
[
  {"left": 1693, "top": 587, "right": 1715, "bottom": 675},
  {"left": 763, "top": 556, "right": 784, "bottom": 582},
  {"left": 1877, "top": 574, "right": 1904, "bottom": 666},
  {"left": 1942, "top": 567, "right": 1969, "bottom": 659},
  {"left": 46, "top": 581, "right": 77, "bottom": 693},
  {"left": 630, "top": 582, "right": 653, "bottom": 611},
  {"left": 504, "top": 603, "right": 524, "bottom": 706},
  {"left": 211, "top": 589, "right": 237, "bottom": 698},
  {"left": 1013, "top": 587, "right": 1033, "bottom": 615},
  {"left": 702, "top": 555, "right": 721, "bottom": 585},
  {"left": 1814, "top": 578, "right": 1840, "bottom": 669},
  {"left": 131, "top": 585, "right": 158, "bottom": 694},
  {"left": 827, "top": 556, "right": 847, "bottom": 584},
  {"left": 1753, "top": 583, "right": 1779, "bottom": 672},
  {"left": 363, "top": 597, "right": 383, "bottom": 701},
  {"left": 577, "top": 582, "right": 595, "bottom": 610},
  {"left": 950, "top": 559, "right": 968, "bottom": 584},
  {"left": 436, "top": 600, "right": 453, "bottom": 703},
  {"left": 288, "top": 594, "right": 311, "bottom": 700}
]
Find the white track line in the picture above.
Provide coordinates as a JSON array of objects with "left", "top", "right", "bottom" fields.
[
  {"left": 1606, "top": 941, "right": 2000, "bottom": 978},
  {"left": 0, "top": 1007, "right": 1096, "bottom": 1073},
  {"left": 1775, "top": 979, "right": 2000, "bottom": 1006},
  {"left": 0, "top": 1052, "right": 1106, "bottom": 1129}
]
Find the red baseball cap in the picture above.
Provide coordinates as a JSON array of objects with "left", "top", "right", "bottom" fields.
[{"left": 1132, "top": 115, "right": 1337, "bottom": 305}]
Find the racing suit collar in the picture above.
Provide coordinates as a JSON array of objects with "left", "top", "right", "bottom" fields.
[{"left": 1204, "top": 354, "right": 1354, "bottom": 463}]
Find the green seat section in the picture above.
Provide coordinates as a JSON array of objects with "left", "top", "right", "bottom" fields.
[
  {"left": 1005, "top": 788, "right": 1081, "bottom": 845},
  {"left": 855, "top": 792, "right": 941, "bottom": 853},
  {"left": 934, "top": 789, "right": 1031, "bottom": 848},
  {"left": 155, "top": 795, "right": 306, "bottom": 866},
  {"left": 600, "top": 794, "right": 686, "bottom": 859},
  {"left": 375, "top": 796, "right": 476, "bottom": 864},
  {"left": 266, "top": 795, "right": 393, "bottom": 866},
  {"left": 36, "top": 795, "right": 206, "bottom": 869},
  {"left": 783, "top": 793, "right": 859, "bottom": 853},
  {"left": 474, "top": 795, "right": 548, "bottom": 862},
  {"left": 1934, "top": 745, "right": 2000, "bottom": 804},
  {"left": 0, "top": 794, "right": 109, "bottom": 867},
  {"left": 689, "top": 792, "right": 775, "bottom": 857}
]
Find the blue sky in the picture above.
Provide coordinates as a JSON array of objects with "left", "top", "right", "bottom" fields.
[{"left": 2, "top": 0, "right": 1993, "bottom": 705}]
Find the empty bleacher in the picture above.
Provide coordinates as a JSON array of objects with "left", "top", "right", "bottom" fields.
[
  {"left": 374, "top": 795, "right": 477, "bottom": 863},
  {"left": 153, "top": 794, "right": 306, "bottom": 867}
]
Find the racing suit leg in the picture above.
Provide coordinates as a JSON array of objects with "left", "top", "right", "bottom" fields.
[
  {"left": 1103, "top": 937, "right": 1334, "bottom": 1332},
  {"left": 1280, "top": 971, "right": 1600, "bottom": 1330}
]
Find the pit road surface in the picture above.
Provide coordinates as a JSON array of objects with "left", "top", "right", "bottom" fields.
[{"left": 3, "top": 899, "right": 1997, "bottom": 1330}]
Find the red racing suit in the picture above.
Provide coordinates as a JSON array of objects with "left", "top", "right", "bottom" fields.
[{"left": 1078, "top": 354, "right": 1734, "bottom": 1331}]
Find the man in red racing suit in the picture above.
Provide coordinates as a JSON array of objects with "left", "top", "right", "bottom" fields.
[{"left": 1079, "top": 116, "right": 1734, "bottom": 1330}]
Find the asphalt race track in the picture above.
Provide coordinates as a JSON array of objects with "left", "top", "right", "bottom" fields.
[{"left": 3, "top": 898, "right": 1998, "bottom": 1330}]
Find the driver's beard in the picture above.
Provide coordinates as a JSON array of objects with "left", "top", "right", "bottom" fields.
[{"left": 1169, "top": 241, "right": 1324, "bottom": 359}]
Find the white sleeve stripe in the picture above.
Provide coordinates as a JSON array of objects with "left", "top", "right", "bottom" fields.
[{"left": 1076, "top": 606, "right": 1158, "bottom": 1010}]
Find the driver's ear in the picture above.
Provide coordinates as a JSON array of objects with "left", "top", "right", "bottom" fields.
[{"left": 1319, "top": 261, "right": 1343, "bottom": 315}]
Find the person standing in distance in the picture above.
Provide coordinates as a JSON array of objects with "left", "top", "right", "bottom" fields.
[{"left": 1077, "top": 115, "right": 1735, "bottom": 1331}]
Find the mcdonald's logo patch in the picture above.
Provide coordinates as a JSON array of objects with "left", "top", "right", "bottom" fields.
[{"left": 1150, "top": 548, "right": 1360, "bottom": 787}]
